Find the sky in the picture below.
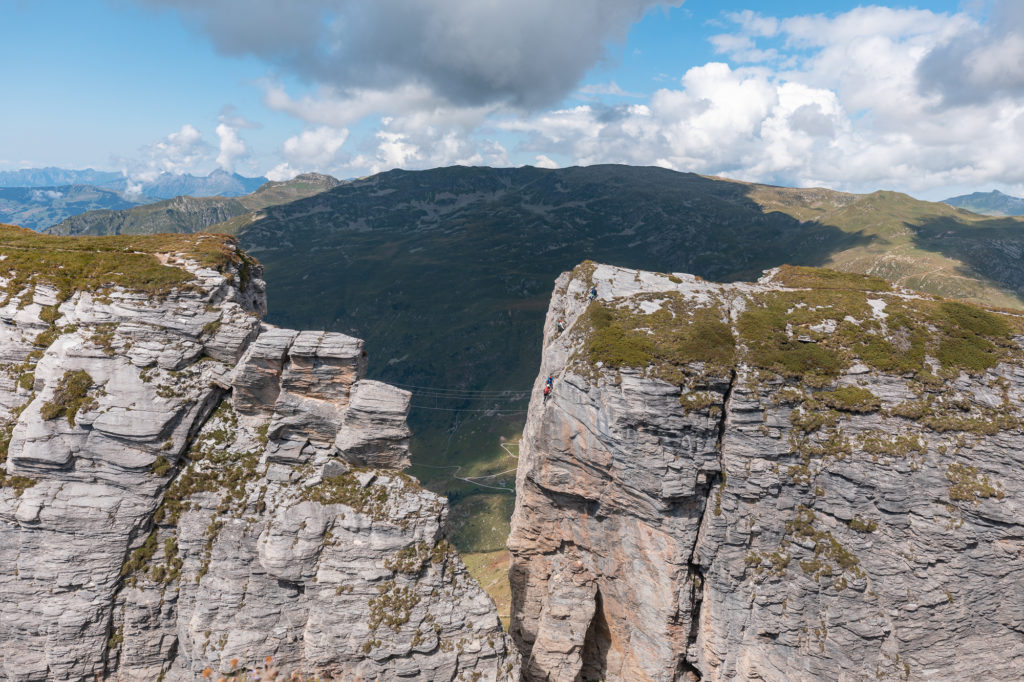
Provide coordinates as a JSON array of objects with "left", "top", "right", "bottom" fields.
[{"left": 1, "top": 0, "right": 1022, "bottom": 199}]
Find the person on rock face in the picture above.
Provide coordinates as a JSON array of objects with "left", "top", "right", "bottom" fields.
[
  {"left": 589, "top": 287, "right": 597, "bottom": 301},
  {"left": 543, "top": 384, "right": 551, "bottom": 398},
  {"left": 546, "top": 376, "right": 553, "bottom": 388},
  {"left": 556, "top": 318, "right": 565, "bottom": 333}
]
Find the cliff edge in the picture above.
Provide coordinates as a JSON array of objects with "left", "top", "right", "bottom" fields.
[
  {"left": 0, "top": 225, "right": 517, "bottom": 681},
  {"left": 509, "top": 262, "right": 1024, "bottom": 681}
]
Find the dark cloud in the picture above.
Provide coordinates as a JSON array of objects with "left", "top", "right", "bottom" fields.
[
  {"left": 917, "top": 0, "right": 1024, "bottom": 108},
  {"left": 140, "top": 0, "right": 680, "bottom": 109}
]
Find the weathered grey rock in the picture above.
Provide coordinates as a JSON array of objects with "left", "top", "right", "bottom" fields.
[
  {"left": 334, "top": 380, "right": 412, "bottom": 468},
  {"left": 109, "top": 398, "right": 516, "bottom": 682},
  {"left": 268, "top": 331, "right": 367, "bottom": 443},
  {"left": 509, "top": 263, "right": 1024, "bottom": 681},
  {"left": 0, "top": 253, "right": 258, "bottom": 681},
  {"left": 0, "top": 244, "right": 518, "bottom": 681},
  {"left": 231, "top": 326, "right": 298, "bottom": 416}
]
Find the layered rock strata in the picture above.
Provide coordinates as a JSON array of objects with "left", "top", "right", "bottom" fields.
[
  {"left": 509, "top": 262, "right": 1024, "bottom": 681},
  {"left": 0, "top": 227, "right": 516, "bottom": 681}
]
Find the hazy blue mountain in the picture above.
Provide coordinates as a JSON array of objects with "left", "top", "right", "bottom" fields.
[
  {"left": 943, "top": 189, "right": 1024, "bottom": 216},
  {"left": 0, "top": 167, "right": 125, "bottom": 189},
  {"left": 47, "top": 173, "right": 340, "bottom": 235},
  {"left": 143, "top": 169, "right": 268, "bottom": 199},
  {"left": 0, "top": 167, "right": 268, "bottom": 199},
  {"left": 0, "top": 185, "right": 141, "bottom": 231}
]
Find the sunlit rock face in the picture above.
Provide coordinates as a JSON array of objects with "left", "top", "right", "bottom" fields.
[
  {"left": 0, "top": 229, "right": 518, "bottom": 682},
  {"left": 509, "top": 262, "right": 1024, "bottom": 682}
]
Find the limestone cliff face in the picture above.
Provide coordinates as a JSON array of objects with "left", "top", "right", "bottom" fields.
[
  {"left": 0, "top": 228, "right": 517, "bottom": 681},
  {"left": 509, "top": 263, "right": 1024, "bottom": 681}
]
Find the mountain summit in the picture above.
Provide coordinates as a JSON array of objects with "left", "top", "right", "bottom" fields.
[{"left": 942, "top": 189, "right": 1024, "bottom": 216}]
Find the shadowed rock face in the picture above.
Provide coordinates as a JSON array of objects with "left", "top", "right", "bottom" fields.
[
  {"left": 0, "top": 243, "right": 517, "bottom": 680},
  {"left": 509, "top": 263, "right": 1024, "bottom": 682}
]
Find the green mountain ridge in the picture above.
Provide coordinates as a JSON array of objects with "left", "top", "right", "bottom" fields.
[{"left": 45, "top": 173, "right": 341, "bottom": 236}]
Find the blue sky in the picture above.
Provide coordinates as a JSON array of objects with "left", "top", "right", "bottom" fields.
[{"left": 1, "top": 0, "right": 1019, "bottom": 199}]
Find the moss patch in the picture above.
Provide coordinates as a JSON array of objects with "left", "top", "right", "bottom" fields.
[
  {"left": 772, "top": 265, "right": 892, "bottom": 292},
  {"left": 154, "top": 401, "right": 260, "bottom": 526},
  {"left": 817, "top": 386, "right": 881, "bottom": 413},
  {"left": 580, "top": 294, "right": 735, "bottom": 376},
  {"left": 782, "top": 506, "right": 865, "bottom": 590},
  {"left": 39, "top": 370, "right": 97, "bottom": 427},
  {"left": 302, "top": 471, "right": 429, "bottom": 522},
  {"left": 946, "top": 462, "right": 1004, "bottom": 503},
  {"left": 736, "top": 290, "right": 857, "bottom": 379}
]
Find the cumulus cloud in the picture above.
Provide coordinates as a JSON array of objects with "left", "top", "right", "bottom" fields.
[
  {"left": 266, "top": 125, "right": 349, "bottom": 180},
  {"left": 281, "top": 126, "right": 349, "bottom": 169},
  {"left": 348, "top": 118, "right": 509, "bottom": 175},
  {"left": 131, "top": 124, "right": 212, "bottom": 182},
  {"left": 215, "top": 123, "right": 248, "bottom": 171},
  {"left": 500, "top": 64, "right": 850, "bottom": 184},
  {"left": 917, "top": 0, "right": 1024, "bottom": 107},
  {"left": 140, "top": 0, "right": 681, "bottom": 109},
  {"left": 495, "top": 6, "right": 1024, "bottom": 196}
]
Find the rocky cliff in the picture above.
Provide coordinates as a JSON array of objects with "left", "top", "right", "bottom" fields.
[
  {"left": 0, "top": 224, "right": 517, "bottom": 681},
  {"left": 509, "top": 262, "right": 1024, "bottom": 681}
]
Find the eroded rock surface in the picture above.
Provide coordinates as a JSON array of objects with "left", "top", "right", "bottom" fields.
[
  {"left": 0, "top": 228, "right": 517, "bottom": 681},
  {"left": 509, "top": 263, "right": 1024, "bottom": 681}
]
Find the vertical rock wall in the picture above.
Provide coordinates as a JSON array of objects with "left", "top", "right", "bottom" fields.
[{"left": 509, "top": 263, "right": 1024, "bottom": 681}]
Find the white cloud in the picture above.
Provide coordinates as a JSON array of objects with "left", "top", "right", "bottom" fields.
[
  {"left": 31, "top": 189, "right": 64, "bottom": 201},
  {"left": 492, "top": 5, "right": 1024, "bottom": 198},
  {"left": 132, "top": 124, "right": 211, "bottom": 182},
  {"left": 534, "top": 155, "right": 559, "bottom": 169},
  {"left": 215, "top": 122, "right": 248, "bottom": 171},
  {"left": 265, "top": 162, "right": 300, "bottom": 182},
  {"left": 281, "top": 126, "right": 349, "bottom": 170},
  {"left": 354, "top": 119, "right": 509, "bottom": 175}
]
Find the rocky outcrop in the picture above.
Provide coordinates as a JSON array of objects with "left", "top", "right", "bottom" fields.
[
  {"left": 509, "top": 262, "right": 1024, "bottom": 681},
  {"left": 0, "top": 226, "right": 517, "bottom": 681}
]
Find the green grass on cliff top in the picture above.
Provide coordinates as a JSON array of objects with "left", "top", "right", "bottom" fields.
[
  {"left": 0, "top": 223, "right": 245, "bottom": 300},
  {"left": 583, "top": 265, "right": 1024, "bottom": 383}
]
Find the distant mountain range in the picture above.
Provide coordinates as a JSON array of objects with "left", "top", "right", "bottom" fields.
[
  {"left": 0, "top": 167, "right": 126, "bottom": 188},
  {"left": 0, "top": 168, "right": 283, "bottom": 231},
  {"left": 0, "top": 185, "right": 141, "bottom": 231},
  {"left": 140, "top": 169, "right": 268, "bottom": 199},
  {"left": 0, "top": 167, "right": 267, "bottom": 199},
  {"left": 942, "top": 189, "right": 1024, "bottom": 216},
  {"left": 46, "top": 173, "right": 341, "bottom": 235}
]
